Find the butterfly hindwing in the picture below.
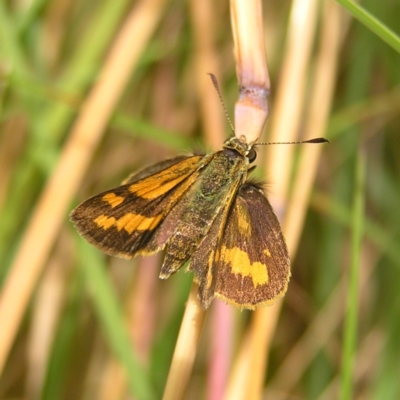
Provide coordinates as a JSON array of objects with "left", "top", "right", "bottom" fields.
[
  {"left": 202, "top": 182, "right": 290, "bottom": 309},
  {"left": 70, "top": 155, "right": 204, "bottom": 258}
]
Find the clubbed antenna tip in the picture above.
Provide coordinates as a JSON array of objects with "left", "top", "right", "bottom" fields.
[
  {"left": 304, "top": 138, "right": 330, "bottom": 144},
  {"left": 256, "top": 137, "right": 330, "bottom": 146}
]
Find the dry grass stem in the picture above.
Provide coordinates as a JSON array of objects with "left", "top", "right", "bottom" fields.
[
  {"left": 283, "top": 1, "right": 343, "bottom": 253},
  {"left": 207, "top": 302, "right": 234, "bottom": 400},
  {"left": 128, "top": 256, "right": 160, "bottom": 362},
  {"left": 162, "top": 285, "right": 206, "bottom": 400},
  {"left": 223, "top": 333, "right": 251, "bottom": 400},
  {"left": 189, "top": 0, "right": 225, "bottom": 149},
  {"left": 265, "top": 0, "right": 319, "bottom": 202},
  {"left": 98, "top": 359, "right": 127, "bottom": 400},
  {"left": 0, "top": 0, "right": 167, "bottom": 375},
  {"left": 224, "top": 304, "right": 288, "bottom": 400},
  {"left": 230, "top": 0, "right": 269, "bottom": 144},
  {"left": 26, "top": 250, "right": 68, "bottom": 399},
  {"left": 0, "top": 117, "right": 26, "bottom": 209}
]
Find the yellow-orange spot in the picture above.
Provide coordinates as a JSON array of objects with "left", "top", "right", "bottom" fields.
[
  {"left": 94, "top": 215, "right": 116, "bottom": 230},
  {"left": 129, "top": 175, "right": 188, "bottom": 199},
  {"left": 102, "top": 192, "right": 124, "bottom": 208},
  {"left": 263, "top": 248, "right": 271, "bottom": 257},
  {"left": 115, "top": 213, "right": 163, "bottom": 234},
  {"left": 94, "top": 213, "right": 162, "bottom": 234},
  {"left": 221, "top": 246, "right": 268, "bottom": 287},
  {"left": 128, "top": 157, "right": 201, "bottom": 199},
  {"left": 137, "top": 214, "right": 163, "bottom": 230}
]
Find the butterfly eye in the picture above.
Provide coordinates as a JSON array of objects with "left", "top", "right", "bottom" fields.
[{"left": 248, "top": 148, "right": 257, "bottom": 163}]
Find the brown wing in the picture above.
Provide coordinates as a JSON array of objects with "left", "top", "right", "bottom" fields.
[
  {"left": 214, "top": 183, "right": 290, "bottom": 309},
  {"left": 70, "top": 155, "right": 203, "bottom": 258},
  {"left": 190, "top": 182, "right": 290, "bottom": 309}
]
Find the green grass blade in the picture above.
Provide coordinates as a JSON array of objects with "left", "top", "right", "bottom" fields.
[
  {"left": 336, "top": 0, "right": 400, "bottom": 53},
  {"left": 339, "top": 148, "right": 366, "bottom": 399}
]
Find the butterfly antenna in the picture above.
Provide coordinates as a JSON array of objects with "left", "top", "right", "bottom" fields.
[
  {"left": 256, "top": 137, "right": 330, "bottom": 145},
  {"left": 208, "top": 73, "right": 235, "bottom": 134}
]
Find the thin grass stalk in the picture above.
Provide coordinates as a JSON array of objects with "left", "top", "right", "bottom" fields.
[
  {"left": 26, "top": 245, "right": 69, "bottom": 399},
  {"left": 223, "top": 334, "right": 251, "bottom": 400},
  {"left": 162, "top": 286, "right": 206, "bottom": 400},
  {"left": 208, "top": 302, "right": 234, "bottom": 400},
  {"left": 244, "top": 304, "right": 285, "bottom": 398},
  {"left": 189, "top": 0, "right": 226, "bottom": 149},
  {"left": 265, "top": 0, "right": 319, "bottom": 201},
  {"left": 339, "top": 149, "right": 366, "bottom": 400},
  {"left": 0, "top": 0, "right": 167, "bottom": 375},
  {"left": 230, "top": 0, "right": 269, "bottom": 144}
]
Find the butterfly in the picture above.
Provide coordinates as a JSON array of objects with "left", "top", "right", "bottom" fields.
[{"left": 70, "top": 136, "right": 291, "bottom": 309}]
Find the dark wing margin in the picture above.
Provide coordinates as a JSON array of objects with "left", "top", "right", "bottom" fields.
[
  {"left": 70, "top": 155, "right": 203, "bottom": 258},
  {"left": 191, "top": 182, "right": 290, "bottom": 310}
]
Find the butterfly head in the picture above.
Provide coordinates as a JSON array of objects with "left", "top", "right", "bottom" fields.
[{"left": 223, "top": 137, "right": 257, "bottom": 164}]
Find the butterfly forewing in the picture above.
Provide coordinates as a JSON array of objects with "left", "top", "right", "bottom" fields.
[{"left": 70, "top": 155, "right": 204, "bottom": 258}]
